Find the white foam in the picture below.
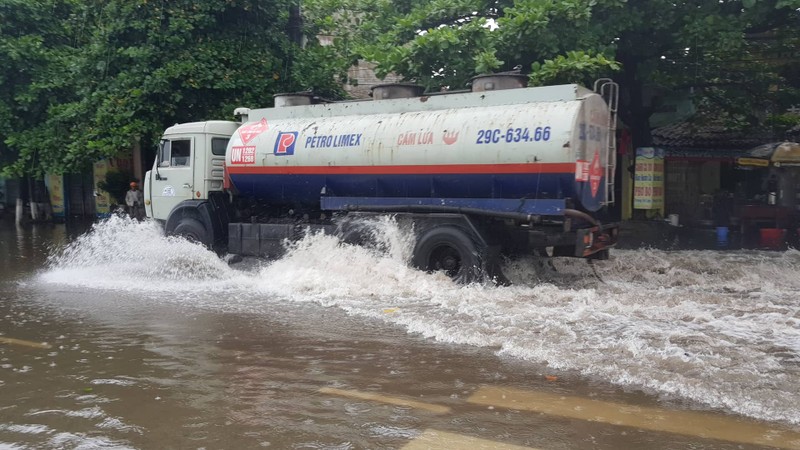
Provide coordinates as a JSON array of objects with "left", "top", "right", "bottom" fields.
[
  {"left": 27, "top": 406, "right": 105, "bottom": 420},
  {"left": 0, "top": 423, "right": 51, "bottom": 435},
  {"left": 41, "top": 215, "right": 248, "bottom": 292},
  {"left": 38, "top": 217, "right": 800, "bottom": 425},
  {"left": 47, "top": 432, "right": 135, "bottom": 450},
  {"left": 90, "top": 378, "right": 136, "bottom": 387}
]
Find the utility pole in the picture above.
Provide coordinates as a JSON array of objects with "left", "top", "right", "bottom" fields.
[{"left": 287, "top": 2, "right": 303, "bottom": 46}]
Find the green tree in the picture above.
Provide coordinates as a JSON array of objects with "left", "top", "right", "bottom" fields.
[
  {"left": 306, "top": 0, "right": 800, "bottom": 147},
  {"left": 1, "top": 0, "right": 347, "bottom": 177},
  {"left": 0, "top": 0, "right": 79, "bottom": 174},
  {"left": 608, "top": 0, "right": 800, "bottom": 146}
]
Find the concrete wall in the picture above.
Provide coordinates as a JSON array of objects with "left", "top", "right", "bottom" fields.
[{"left": 343, "top": 60, "right": 403, "bottom": 100}]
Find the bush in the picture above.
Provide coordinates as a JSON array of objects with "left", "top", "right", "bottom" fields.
[{"left": 97, "top": 169, "right": 134, "bottom": 205}]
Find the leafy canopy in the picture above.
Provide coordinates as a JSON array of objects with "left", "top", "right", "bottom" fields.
[
  {"left": 0, "top": 0, "right": 347, "bottom": 177},
  {"left": 307, "top": 0, "right": 800, "bottom": 145}
]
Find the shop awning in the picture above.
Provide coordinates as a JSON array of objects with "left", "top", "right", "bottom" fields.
[{"left": 736, "top": 142, "right": 800, "bottom": 167}]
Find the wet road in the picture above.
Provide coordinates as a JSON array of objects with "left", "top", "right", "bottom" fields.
[{"left": 1, "top": 216, "right": 799, "bottom": 449}]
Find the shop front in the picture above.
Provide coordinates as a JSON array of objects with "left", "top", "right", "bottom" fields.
[{"left": 733, "top": 142, "right": 800, "bottom": 248}]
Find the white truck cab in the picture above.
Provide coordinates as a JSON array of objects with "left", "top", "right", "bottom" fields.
[{"left": 145, "top": 121, "right": 238, "bottom": 221}]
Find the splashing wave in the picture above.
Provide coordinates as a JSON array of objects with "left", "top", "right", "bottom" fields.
[{"left": 39, "top": 216, "right": 800, "bottom": 425}]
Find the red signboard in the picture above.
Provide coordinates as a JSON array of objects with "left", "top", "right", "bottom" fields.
[{"left": 230, "top": 146, "right": 256, "bottom": 164}]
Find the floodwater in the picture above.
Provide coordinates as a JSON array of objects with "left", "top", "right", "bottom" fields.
[{"left": 1, "top": 215, "right": 799, "bottom": 449}]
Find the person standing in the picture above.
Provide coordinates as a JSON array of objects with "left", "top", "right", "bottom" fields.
[{"left": 125, "top": 181, "right": 144, "bottom": 220}]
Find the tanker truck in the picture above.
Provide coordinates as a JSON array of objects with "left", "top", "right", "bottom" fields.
[{"left": 144, "top": 76, "right": 620, "bottom": 283}]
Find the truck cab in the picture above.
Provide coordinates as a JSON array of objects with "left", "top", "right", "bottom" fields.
[{"left": 145, "top": 121, "right": 238, "bottom": 221}]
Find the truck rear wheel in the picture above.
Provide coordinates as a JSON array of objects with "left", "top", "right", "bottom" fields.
[
  {"left": 173, "top": 218, "right": 208, "bottom": 246},
  {"left": 412, "top": 227, "right": 482, "bottom": 284}
]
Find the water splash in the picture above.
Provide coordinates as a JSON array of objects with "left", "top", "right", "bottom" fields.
[
  {"left": 38, "top": 216, "right": 800, "bottom": 425},
  {"left": 42, "top": 215, "right": 244, "bottom": 291}
]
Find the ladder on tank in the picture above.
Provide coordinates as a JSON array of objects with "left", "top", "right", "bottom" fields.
[{"left": 594, "top": 78, "right": 619, "bottom": 207}]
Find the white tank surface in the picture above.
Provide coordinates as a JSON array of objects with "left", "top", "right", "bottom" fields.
[{"left": 225, "top": 84, "right": 613, "bottom": 211}]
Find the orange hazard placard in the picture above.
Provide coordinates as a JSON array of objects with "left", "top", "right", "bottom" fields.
[
  {"left": 589, "top": 152, "right": 602, "bottom": 197},
  {"left": 238, "top": 118, "right": 269, "bottom": 145}
]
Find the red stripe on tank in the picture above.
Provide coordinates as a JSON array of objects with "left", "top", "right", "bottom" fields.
[{"left": 226, "top": 162, "right": 576, "bottom": 175}]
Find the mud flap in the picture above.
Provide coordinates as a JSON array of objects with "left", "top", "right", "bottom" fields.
[
  {"left": 574, "top": 223, "right": 619, "bottom": 258},
  {"left": 483, "top": 244, "right": 510, "bottom": 286}
]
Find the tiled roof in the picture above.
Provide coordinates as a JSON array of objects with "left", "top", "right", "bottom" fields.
[
  {"left": 652, "top": 121, "right": 776, "bottom": 150},
  {"left": 660, "top": 148, "right": 746, "bottom": 160}
]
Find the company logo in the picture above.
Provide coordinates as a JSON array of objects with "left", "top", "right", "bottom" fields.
[
  {"left": 230, "top": 146, "right": 256, "bottom": 164},
  {"left": 306, "top": 133, "right": 362, "bottom": 148},
  {"left": 398, "top": 131, "right": 433, "bottom": 146},
  {"left": 443, "top": 131, "right": 459, "bottom": 145},
  {"left": 274, "top": 131, "right": 298, "bottom": 155},
  {"left": 238, "top": 118, "right": 269, "bottom": 145}
]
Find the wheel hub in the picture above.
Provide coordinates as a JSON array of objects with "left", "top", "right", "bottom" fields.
[
  {"left": 441, "top": 254, "right": 459, "bottom": 271},
  {"left": 431, "top": 247, "right": 461, "bottom": 275}
]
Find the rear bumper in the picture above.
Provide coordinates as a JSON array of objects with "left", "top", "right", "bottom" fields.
[{"left": 575, "top": 222, "right": 619, "bottom": 257}]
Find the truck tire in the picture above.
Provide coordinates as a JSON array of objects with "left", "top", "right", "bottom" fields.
[
  {"left": 339, "top": 226, "right": 387, "bottom": 253},
  {"left": 173, "top": 218, "right": 208, "bottom": 246},
  {"left": 412, "top": 226, "right": 482, "bottom": 283}
]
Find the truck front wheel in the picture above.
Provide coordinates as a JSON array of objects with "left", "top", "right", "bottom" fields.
[
  {"left": 412, "top": 227, "right": 482, "bottom": 284},
  {"left": 173, "top": 218, "right": 209, "bottom": 246}
]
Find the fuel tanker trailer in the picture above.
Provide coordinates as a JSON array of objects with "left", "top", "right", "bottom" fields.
[{"left": 144, "top": 76, "right": 620, "bottom": 283}]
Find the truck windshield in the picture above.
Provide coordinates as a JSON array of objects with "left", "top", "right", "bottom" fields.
[
  {"left": 158, "top": 139, "right": 191, "bottom": 167},
  {"left": 170, "top": 140, "right": 191, "bottom": 167}
]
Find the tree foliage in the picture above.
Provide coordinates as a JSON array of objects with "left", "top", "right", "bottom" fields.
[
  {"left": 306, "top": 0, "right": 800, "bottom": 147},
  {"left": 0, "top": 0, "right": 347, "bottom": 177},
  {"left": 3, "top": 0, "right": 798, "bottom": 177},
  {"left": 97, "top": 168, "right": 134, "bottom": 205}
]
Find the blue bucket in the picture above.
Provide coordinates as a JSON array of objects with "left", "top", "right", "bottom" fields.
[{"left": 716, "top": 226, "right": 729, "bottom": 246}]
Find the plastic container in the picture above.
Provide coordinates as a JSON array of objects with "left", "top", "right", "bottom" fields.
[
  {"left": 759, "top": 228, "right": 786, "bottom": 250},
  {"left": 716, "top": 226, "right": 729, "bottom": 247},
  {"left": 668, "top": 214, "right": 679, "bottom": 226}
]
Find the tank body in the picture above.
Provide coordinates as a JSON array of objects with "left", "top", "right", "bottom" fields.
[{"left": 225, "top": 84, "right": 611, "bottom": 212}]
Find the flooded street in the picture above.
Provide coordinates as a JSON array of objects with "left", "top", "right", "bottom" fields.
[{"left": 1, "top": 216, "right": 799, "bottom": 449}]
